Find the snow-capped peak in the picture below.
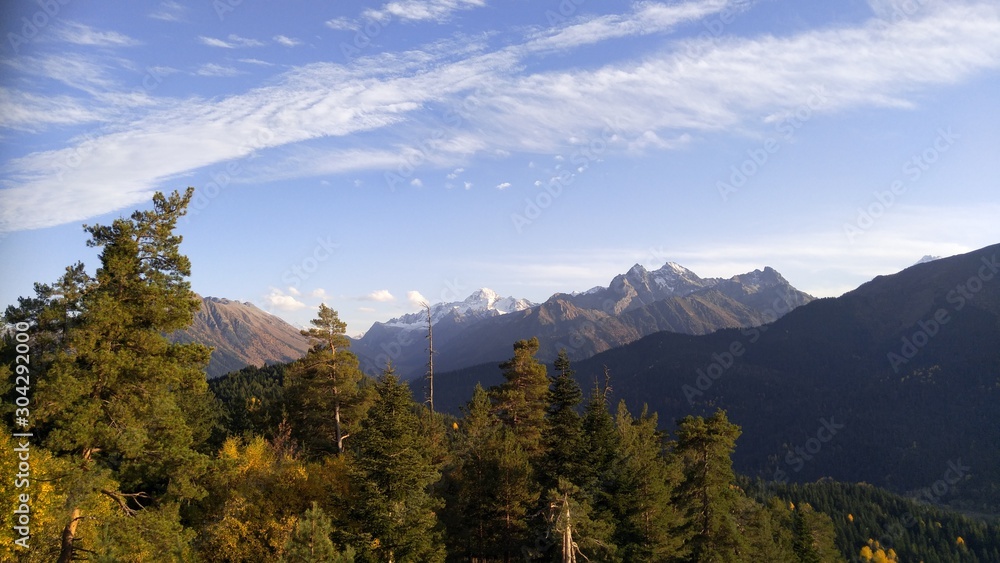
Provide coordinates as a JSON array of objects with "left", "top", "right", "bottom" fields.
[{"left": 381, "top": 288, "right": 535, "bottom": 329}]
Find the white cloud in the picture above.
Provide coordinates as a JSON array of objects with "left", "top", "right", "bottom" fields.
[
  {"left": 310, "top": 288, "right": 328, "bottom": 298},
  {"left": 198, "top": 36, "right": 233, "bottom": 48},
  {"left": 411, "top": 178, "right": 423, "bottom": 187},
  {"left": 265, "top": 288, "right": 307, "bottom": 311},
  {"left": 149, "top": 0, "right": 187, "bottom": 22},
  {"left": 239, "top": 58, "right": 274, "bottom": 66},
  {"left": 53, "top": 22, "right": 140, "bottom": 47},
  {"left": 4, "top": 53, "right": 118, "bottom": 95},
  {"left": 288, "top": 286, "right": 301, "bottom": 296},
  {"left": 4, "top": 1, "right": 1000, "bottom": 232},
  {"left": 274, "top": 35, "right": 302, "bottom": 47},
  {"left": 199, "top": 34, "right": 264, "bottom": 48},
  {"left": 325, "top": 17, "right": 359, "bottom": 31},
  {"left": 464, "top": 181, "right": 473, "bottom": 190},
  {"left": 195, "top": 63, "right": 245, "bottom": 77},
  {"left": 496, "top": 181, "right": 511, "bottom": 190},
  {"left": 362, "top": 289, "right": 395, "bottom": 302},
  {"left": 366, "top": 0, "right": 485, "bottom": 23},
  {"left": 446, "top": 167, "right": 464, "bottom": 179},
  {"left": 149, "top": 1, "right": 186, "bottom": 22},
  {"left": 407, "top": 290, "right": 429, "bottom": 307},
  {"left": 359, "top": 306, "right": 376, "bottom": 313},
  {"left": 0, "top": 87, "right": 107, "bottom": 131}
]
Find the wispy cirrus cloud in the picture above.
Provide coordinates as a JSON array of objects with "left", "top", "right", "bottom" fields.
[
  {"left": 195, "top": 63, "right": 246, "bottom": 77},
  {"left": 363, "top": 0, "right": 486, "bottom": 23},
  {"left": 273, "top": 35, "right": 302, "bottom": 47},
  {"left": 52, "top": 21, "right": 141, "bottom": 47},
  {"left": 149, "top": 0, "right": 187, "bottom": 22},
  {"left": 0, "top": 88, "right": 107, "bottom": 132},
  {"left": 324, "top": 17, "right": 359, "bottom": 31},
  {"left": 199, "top": 34, "right": 265, "bottom": 48},
  {"left": 2, "top": 1, "right": 1000, "bottom": 233}
]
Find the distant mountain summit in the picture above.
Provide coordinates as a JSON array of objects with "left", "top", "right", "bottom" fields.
[
  {"left": 382, "top": 288, "right": 535, "bottom": 330},
  {"left": 914, "top": 255, "right": 942, "bottom": 265},
  {"left": 171, "top": 296, "right": 311, "bottom": 378},
  {"left": 433, "top": 242, "right": 1000, "bottom": 511},
  {"left": 351, "top": 261, "right": 814, "bottom": 379}
]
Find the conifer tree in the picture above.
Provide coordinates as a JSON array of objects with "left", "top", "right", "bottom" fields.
[
  {"left": 611, "top": 401, "right": 683, "bottom": 561},
  {"left": 349, "top": 367, "right": 444, "bottom": 562},
  {"left": 9, "top": 189, "right": 215, "bottom": 562},
  {"left": 577, "top": 374, "right": 619, "bottom": 522},
  {"left": 491, "top": 337, "right": 550, "bottom": 459},
  {"left": 790, "top": 503, "right": 842, "bottom": 563},
  {"left": 282, "top": 502, "right": 355, "bottom": 563},
  {"left": 442, "top": 385, "right": 497, "bottom": 558},
  {"left": 444, "top": 384, "right": 539, "bottom": 560},
  {"left": 541, "top": 350, "right": 584, "bottom": 490},
  {"left": 671, "top": 409, "right": 747, "bottom": 562},
  {"left": 286, "top": 305, "right": 366, "bottom": 456},
  {"left": 541, "top": 477, "right": 617, "bottom": 563}
]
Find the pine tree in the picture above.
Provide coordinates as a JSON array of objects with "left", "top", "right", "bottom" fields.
[
  {"left": 790, "top": 503, "right": 842, "bottom": 563},
  {"left": 349, "top": 368, "right": 444, "bottom": 562},
  {"left": 541, "top": 477, "right": 617, "bottom": 563},
  {"left": 283, "top": 502, "right": 355, "bottom": 563},
  {"left": 491, "top": 337, "right": 550, "bottom": 459},
  {"left": 441, "top": 385, "right": 496, "bottom": 558},
  {"left": 671, "top": 409, "right": 747, "bottom": 562},
  {"left": 577, "top": 375, "right": 618, "bottom": 523},
  {"left": 286, "top": 305, "right": 366, "bottom": 456},
  {"left": 611, "top": 401, "right": 683, "bottom": 561},
  {"left": 541, "top": 350, "right": 584, "bottom": 490},
  {"left": 443, "top": 384, "right": 539, "bottom": 560},
  {"left": 11, "top": 189, "right": 214, "bottom": 562}
]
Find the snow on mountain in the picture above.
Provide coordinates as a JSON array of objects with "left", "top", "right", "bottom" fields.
[{"left": 383, "top": 288, "right": 535, "bottom": 330}]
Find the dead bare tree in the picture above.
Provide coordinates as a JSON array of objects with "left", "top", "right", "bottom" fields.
[{"left": 424, "top": 302, "right": 435, "bottom": 412}]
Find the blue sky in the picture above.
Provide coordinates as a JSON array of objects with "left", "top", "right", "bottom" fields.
[{"left": 1, "top": 0, "right": 998, "bottom": 336}]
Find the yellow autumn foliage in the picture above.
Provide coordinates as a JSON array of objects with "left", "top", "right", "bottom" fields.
[{"left": 198, "top": 436, "right": 334, "bottom": 562}]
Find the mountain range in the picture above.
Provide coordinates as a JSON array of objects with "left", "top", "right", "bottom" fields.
[
  {"left": 171, "top": 296, "right": 311, "bottom": 378},
  {"left": 349, "top": 262, "right": 814, "bottom": 378},
  {"left": 433, "top": 243, "right": 1000, "bottom": 512}
]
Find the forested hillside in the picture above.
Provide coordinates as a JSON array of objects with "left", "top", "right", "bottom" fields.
[
  {"left": 433, "top": 244, "right": 1000, "bottom": 516},
  {"left": 2, "top": 191, "right": 997, "bottom": 562}
]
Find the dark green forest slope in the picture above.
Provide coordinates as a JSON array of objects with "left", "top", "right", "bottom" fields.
[{"left": 435, "top": 244, "right": 1000, "bottom": 515}]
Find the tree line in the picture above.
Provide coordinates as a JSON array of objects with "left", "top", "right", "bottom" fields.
[{"left": 1, "top": 190, "right": 992, "bottom": 562}]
